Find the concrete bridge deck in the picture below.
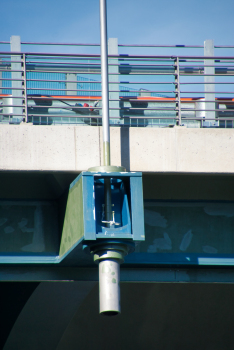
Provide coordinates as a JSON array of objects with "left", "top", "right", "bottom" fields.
[{"left": 1, "top": 124, "right": 234, "bottom": 173}]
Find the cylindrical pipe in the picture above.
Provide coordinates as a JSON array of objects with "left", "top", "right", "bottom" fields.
[
  {"left": 100, "top": 0, "right": 110, "bottom": 166},
  {"left": 90, "top": 240, "right": 132, "bottom": 316},
  {"left": 99, "top": 259, "right": 120, "bottom": 315},
  {"left": 104, "top": 177, "right": 112, "bottom": 226}
]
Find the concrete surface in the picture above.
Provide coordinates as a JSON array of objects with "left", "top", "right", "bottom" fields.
[{"left": 0, "top": 125, "right": 234, "bottom": 173}]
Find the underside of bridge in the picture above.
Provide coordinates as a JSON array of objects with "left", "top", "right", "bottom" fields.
[
  {"left": 0, "top": 170, "right": 234, "bottom": 349},
  {"left": 1, "top": 170, "right": 234, "bottom": 200}
]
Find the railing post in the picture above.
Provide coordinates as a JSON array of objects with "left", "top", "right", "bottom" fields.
[
  {"left": 22, "top": 54, "right": 28, "bottom": 123},
  {"left": 108, "top": 38, "right": 119, "bottom": 123},
  {"left": 10, "top": 35, "right": 23, "bottom": 122},
  {"left": 66, "top": 73, "right": 77, "bottom": 96},
  {"left": 204, "top": 39, "right": 215, "bottom": 124},
  {"left": 0, "top": 58, "right": 2, "bottom": 96},
  {"left": 175, "top": 57, "right": 181, "bottom": 126}
]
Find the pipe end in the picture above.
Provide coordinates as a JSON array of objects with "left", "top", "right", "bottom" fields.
[{"left": 100, "top": 310, "right": 120, "bottom": 317}]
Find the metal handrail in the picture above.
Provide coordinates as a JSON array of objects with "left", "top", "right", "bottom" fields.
[
  {"left": 1, "top": 41, "right": 234, "bottom": 49},
  {"left": 0, "top": 50, "right": 233, "bottom": 128}
]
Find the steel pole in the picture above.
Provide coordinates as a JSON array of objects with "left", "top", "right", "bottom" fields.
[
  {"left": 100, "top": 0, "right": 110, "bottom": 166},
  {"left": 99, "top": 259, "right": 120, "bottom": 315},
  {"left": 100, "top": 0, "right": 112, "bottom": 226},
  {"left": 99, "top": 0, "right": 120, "bottom": 316}
]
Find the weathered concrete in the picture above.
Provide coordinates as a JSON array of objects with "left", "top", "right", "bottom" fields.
[{"left": 0, "top": 125, "right": 234, "bottom": 173}]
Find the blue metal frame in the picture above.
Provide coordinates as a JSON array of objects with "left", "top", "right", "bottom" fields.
[
  {"left": 0, "top": 171, "right": 144, "bottom": 264},
  {"left": 82, "top": 171, "right": 144, "bottom": 241}
]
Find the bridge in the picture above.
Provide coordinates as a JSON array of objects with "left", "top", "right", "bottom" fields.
[{"left": 0, "top": 36, "right": 234, "bottom": 349}]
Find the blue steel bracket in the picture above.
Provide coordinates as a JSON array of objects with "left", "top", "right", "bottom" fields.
[
  {"left": 0, "top": 171, "right": 144, "bottom": 264},
  {"left": 81, "top": 170, "right": 145, "bottom": 259},
  {"left": 82, "top": 171, "right": 145, "bottom": 242}
]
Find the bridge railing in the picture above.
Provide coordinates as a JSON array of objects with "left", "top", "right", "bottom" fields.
[{"left": 0, "top": 43, "right": 233, "bottom": 128}]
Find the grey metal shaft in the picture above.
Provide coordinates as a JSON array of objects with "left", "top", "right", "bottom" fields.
[
  {"left": 104, "top": 178, "right": 112, "bottom": 225},
  {"left": 100, "top": 0, "right": 110, "bottom": 166},
  {"left": 99, "top": 259, "right": 120, "bottom": 315}
]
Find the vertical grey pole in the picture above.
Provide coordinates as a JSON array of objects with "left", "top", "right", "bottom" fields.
[
  {"left": 108, "top": 38, "right": 119, "bottom": 123},
  {"left": 204, "top": 40, "right": 215, "bottom": 124},
  {"left": 0, "top": 58, "right": 2, "bottom": 96},
  {"left": 99, "top": 259, "right": 121, "bottom": 315},
  {"left": 66, "top": 73, "right": 77, "bottom": 96},
  {"left": 99, "top": 0, "right": 121, "bottom": 316},
  {"left": 22, "top": 54, "right": 28, "bottom": 123},
  {"left": 10, "top": 36, "right": 23, "bottom": 122},
  {"left": 175, "top": 57, "right": 181, "bottom": 126},
  {"left": 100, "top": 0, "right": 110, "bottom": 166},
  {"left": 100, "top": 0, "right": 112, "bottom": 222}
]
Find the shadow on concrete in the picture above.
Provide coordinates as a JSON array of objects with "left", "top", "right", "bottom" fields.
[{"left": 121, "top": 127, "right": 130, "bottom": 171}]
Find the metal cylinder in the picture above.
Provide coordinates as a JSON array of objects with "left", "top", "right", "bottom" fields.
[
  {"left": 99, "top": 0, "right": 110, "bottom": 166},
  {"left": 104, "top": 177, "right": 112, "bottom": 225},
  {"left": 99, "top": 258, "right": 120, "bottom": 315},
  {"left": 89, "top": 240, "right": 134, "bottom": 316}
]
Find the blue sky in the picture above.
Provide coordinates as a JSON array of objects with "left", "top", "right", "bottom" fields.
[{"left": 1, "top": 0, "right": 234, "bottom": 55}]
